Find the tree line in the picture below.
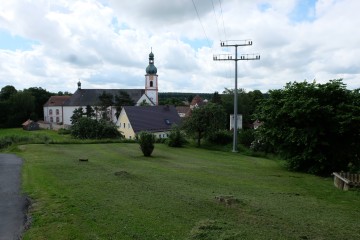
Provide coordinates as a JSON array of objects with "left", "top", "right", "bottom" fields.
[{"left": 0, "top": 85, "right": 71, "bottom": 128}]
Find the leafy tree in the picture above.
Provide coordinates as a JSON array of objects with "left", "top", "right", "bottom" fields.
[
  {"left": 85, "top": 105, "right": 95, "bottom": 118},
  {"left": 70, "top": 107, "right": 84, "bottom": 124},
  {"left": 183, "top": 103, "right": 226, "bottom": 146},
  {"left": 24, "top": 87, "right": 53, "bottom": 120},
  {"left": 98, "top": 91, "right": 114, "bottom": 120},
  {"left": 0, "top": 85, "right": 17, "bottom": 101},
  {"left": 71, "top": 117, "right": 122, "bottom": 139},
  {"left": 255, "top": 79, "right": 360, "bottom": 175},
  {"left": 114, "top": 91, "right": 135, "bottom": 116},
  {"left": 138, "top": 131, "right": 155, "bottom": 156},
  {"left": 7, "top": 91, "right": 36, "bottom": 127},
  {"left": 139, "top": 99, "right": 150, "bottom": 106},
  {"left": 211, "top": 91, "right": 222, "bottom": 104},
  {"left": 167, "top": 125, "right": 187, "bottom": 147}
]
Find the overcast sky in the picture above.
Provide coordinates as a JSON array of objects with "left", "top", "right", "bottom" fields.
[{"left": 0, "top": 0, "right": 359, "bottom": 94}]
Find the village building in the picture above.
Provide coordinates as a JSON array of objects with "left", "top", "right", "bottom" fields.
[
  {"left": 117, "top": 105, "right": 181, "bottom": 139},
  {"left": 43, "top": 51, "right": 159, "bottom": 127}
]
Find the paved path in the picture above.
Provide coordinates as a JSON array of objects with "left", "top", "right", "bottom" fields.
[{"left": 0, "top": 154, "right": 27, "bottom": 240}]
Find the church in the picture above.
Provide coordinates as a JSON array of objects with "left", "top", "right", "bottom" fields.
[{"left": 43, "top": 51, "right": 160, "bottom": 127}]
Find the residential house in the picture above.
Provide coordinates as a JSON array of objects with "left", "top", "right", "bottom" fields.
[
  {"left": 117, "top": 105, "right": 181, "bottom": 139},
  {"left": 43, "top": 96, "right": 71, "bottom": 124}
]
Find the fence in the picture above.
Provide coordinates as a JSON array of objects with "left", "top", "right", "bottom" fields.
[{"left": 332, "top": 172, "right": 360, "bottom": 190}]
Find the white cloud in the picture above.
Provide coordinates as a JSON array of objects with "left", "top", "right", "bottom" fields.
[{"left": 0, "top": 0, "right": 359, "bottom": 94}]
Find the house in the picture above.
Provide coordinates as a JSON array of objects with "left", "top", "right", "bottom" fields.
[
  {"left": 190, "top": 95, "right": 206, "bottom": 110},
  {"left": 43, "top": 96, "right": 71, "bottom": 124},
  {"left": 43, "top": 51, "right": 159, "bottom": 127},
  {"left": 22, "top": 119, "right": 39, "bottom": 131},
  {"left": 117, "top": 105, "right": 181, "bottom": 139},
  {"left": 176, "top": 106, "right": 191, "bottom": 118},
  {"left": 253, "top": 119, "right": 263, "bottom": 129}
]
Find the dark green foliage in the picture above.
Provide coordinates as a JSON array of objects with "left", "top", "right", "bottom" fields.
[
  {"left": 0, "top": 85, "right": 17, "bottom": 101},
  {"left": 255, "top": 79, "right": 360, "bottom": 175},
  {"left": 70, "top": 107, "right": 84, "bottom": 124},
  {"left": 98, "top": 91, "right": 114, "bottom": 120},
  {"left": 167, "top": 125, "right": 187, "bottom": 147},
  {"left": 24, "top": 87, "right": 53, "bottom": 120},
  {"left": 7, "top": 91, "right": 36, "bottom": 127},
  {"left": 221, "top": 88, "right": 264, "bottom": 129},
  {"left": 85, "top": 105, "right": 95, "bottom": 118},
  {"left": 211, "top": 91, "right": 222, "bottom": 104},
  {"left": 238, "top": 129, "right": 255, "bottom": 147},
  {"left": 207, "top": 130, "right": 232, "bottom": 145},
  {"left": 138, "top": 132, "right": 155, "bottom": 156},
  {"left": 159, "top": 97, "right": 184, "bottom": 106},
  {"left": 183, "top": 103, "right": 227, "bottom": 146},
  {"left": 115, "top": 91, "right": 135, "bottom": 117},
  {"left": 71, "top": 118, "right": 121, "bottom": 139}
]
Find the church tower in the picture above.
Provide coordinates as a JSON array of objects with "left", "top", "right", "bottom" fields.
[{"left": 145, "top": 50, "right": 158, "bottom": 105}]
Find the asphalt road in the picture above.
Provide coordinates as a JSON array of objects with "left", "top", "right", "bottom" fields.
[{"left": 0, "top": 154, "right": 28, "bottom": 240}]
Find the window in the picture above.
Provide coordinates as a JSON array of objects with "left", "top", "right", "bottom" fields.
[
  {"left": 49, "top": 109, "right": 53, "bottom": 115},
  {"left": 123, "top": 123, "right": 125, "bottom": 128},
  {"left": 50, "top": 117, "right": 53, "bottom": 123},
  {"left": 129, "top": 136, "right": 132, "bottom": 139},
  {"left": 56, "top": 117, "right": 60, "bottom": 123},
  {"left": 56, "top": 109, "right": 60, "bottom": 115},
  {"left": 150, "top": 81, "right": 153, "bottom": 87}
]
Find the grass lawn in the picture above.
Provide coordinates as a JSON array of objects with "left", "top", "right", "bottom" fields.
[{"left": 15, "top": 143, "right": 360, "bottom": 240}]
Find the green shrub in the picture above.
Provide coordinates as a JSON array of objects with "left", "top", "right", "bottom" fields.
[
  {"left": 138, "top": 132, "right": 155, "bottom": 157},
  {"left": 71, "top": 118, "right": 122, "bottom": 139},
  {"left": 207, "top": 130, "right": 232, "bottom": 145},
  {"left": 167, "top": 125, "right": 187, "bottom": 147},
  {"left": 238, "top": 129, "right": 255, "bottom": 147}
]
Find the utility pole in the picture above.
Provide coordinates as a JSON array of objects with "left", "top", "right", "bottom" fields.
[{"left": 213, "top": 40, "right": 260, "bottom": 152}]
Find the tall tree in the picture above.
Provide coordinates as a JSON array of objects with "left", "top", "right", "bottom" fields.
[
  {"left": 24, "top": 87, "right": 53, "bottom": 120},
  {"left": 255, "top": 79, "right": 360, "bottom": 175},
  {"left": 183, "top": 103, "right": 226, "bottom": 146},
  {"left": 7, "top": 91, "right": 35, "bottom": 127},
  {"left": 114, "top": 91, "right": 135, "bottom": 118},
  {"left": 98, "top": 91, "right": 114, "bottom": 120},
  {"left": 0, "top": 85, "right": 17, "bottom": 101}
]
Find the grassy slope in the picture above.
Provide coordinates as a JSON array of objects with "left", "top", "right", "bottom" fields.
[{"left": 17, "top": 143, "right": 360, "bottom": 240}]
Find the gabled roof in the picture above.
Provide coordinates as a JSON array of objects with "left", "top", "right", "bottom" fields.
[
  {"left": 123, "top": 105, "right": 181, "bottom": 133},
  {"left": 43, "top": 96, "right": 71, "bottom": 107},
  {"left": 176, "top": 106, "right": 191, "bottom": 117},
  {"left": 63, "top": 89, "right": 145, "bottom": 106}
]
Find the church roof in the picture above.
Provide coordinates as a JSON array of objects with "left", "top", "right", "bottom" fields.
[
  {"left": 123, "top": 105, "right": 181, "bottom": 133},
  {"left": 64, "top": 89, "right": 145, "bottom": 106},
  {"left": 44, "top": 96, "right": 71, "bottom": 107}
]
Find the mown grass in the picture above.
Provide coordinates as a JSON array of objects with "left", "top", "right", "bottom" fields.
[
  {"left": 0, "top": 129, "right": 127, "bottom": 151},
  {"left": 16, "top": 143, "right": 360, "bottom": 240}
]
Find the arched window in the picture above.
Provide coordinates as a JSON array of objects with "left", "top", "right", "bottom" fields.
[
  {"left": 50, "top": 117, "right": 53, "bottom": 123},
  {"left": 49, "top": 109, "right": 53, "bottom": 115},
  {"left": 150, "top": 81, "right": 153, "bottom": 87},
  {"left": 56, "top": 109, "right": 60, "bottom": 115},
  {"left": 56, "top": 117, "right": 60, "bottom": 123}
]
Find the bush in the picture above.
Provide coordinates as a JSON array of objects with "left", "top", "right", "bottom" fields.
[
  {"left": 138, "top": 132, "right": 155, "bottom": 157},
  {"left": 167, "top": 125, "right": 187, "bottom": 147},
  {"left": 207, "top": 130, "right": 232, "bottom": 145},
  {"left": 71, "top": 117, "right": 122, "bottom": 139},
  {"left": 238, "top": 129, "right": 255, "bottom": 147}
]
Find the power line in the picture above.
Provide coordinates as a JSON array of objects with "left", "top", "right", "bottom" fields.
[
  {"left": 218, "top": 0, "right": 227, "bottom": 41},
  {"left": 191, "top": 0, "right": 212, "bottom": 48},
  {"left": 211, "top": 0, "right": 222, "bottom": 43}
]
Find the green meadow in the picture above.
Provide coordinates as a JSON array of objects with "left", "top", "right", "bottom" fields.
[{"left": 10, "top": 142, "right": 359, "bottom": 240}]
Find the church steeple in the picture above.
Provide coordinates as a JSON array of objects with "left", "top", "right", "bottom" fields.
[
  {"left": 145, "top": 49, "right": 158, "bottom": 105},
  {"left": 146, "top": 50, "right": 157, "bottom": 74}
]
